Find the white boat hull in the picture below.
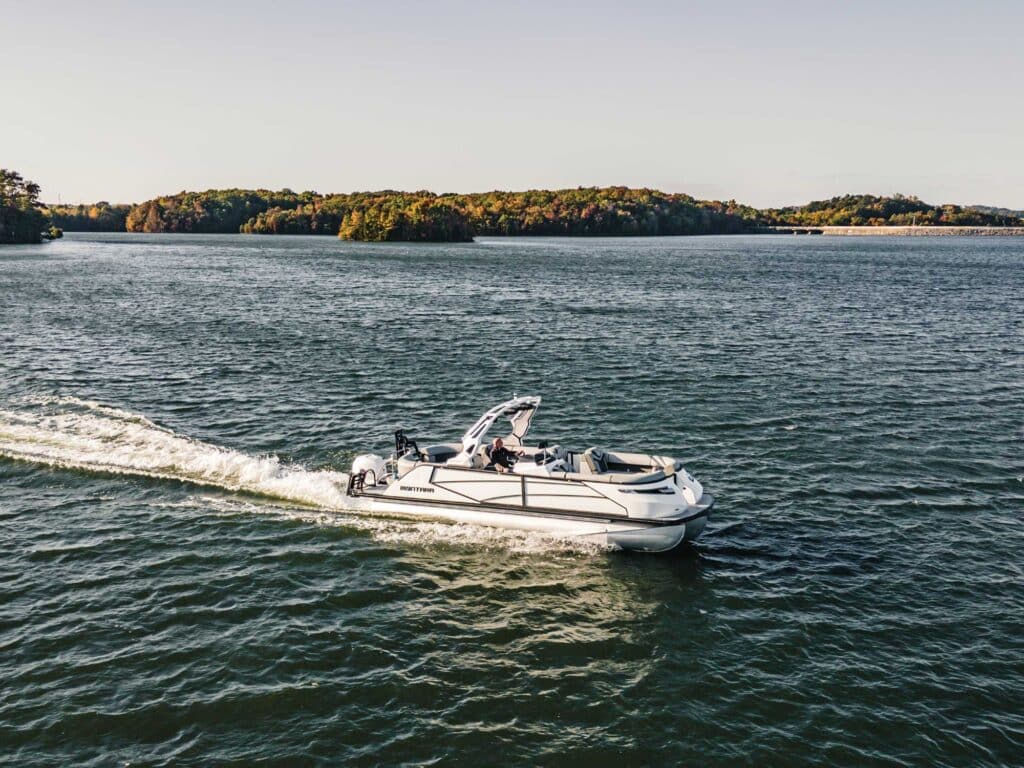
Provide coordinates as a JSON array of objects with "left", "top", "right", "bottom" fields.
[{"left": 346, "top": 488, "right": 714, "bottom": 553}]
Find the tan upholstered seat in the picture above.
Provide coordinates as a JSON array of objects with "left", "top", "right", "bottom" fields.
[{"left": 580, "top": 448, "right": 608, "bottom": 475}]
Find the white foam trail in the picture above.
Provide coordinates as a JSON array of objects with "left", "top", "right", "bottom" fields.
[
  {"left": 0, "top": 396, "right": 352, "bottom": 509},
  {"left": 0, "top": 396, "right": 607, "bottom": 555}
]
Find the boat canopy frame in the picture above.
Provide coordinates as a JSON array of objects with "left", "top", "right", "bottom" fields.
[{"left": 460, "top": 395, "right": 541, "bottom": 455}]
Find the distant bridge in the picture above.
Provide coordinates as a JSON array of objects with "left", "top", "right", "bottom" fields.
[
  {"left": 766, "top": 226, "right": 823, "bottom": 235},
  {"left": 762, "top": 225, "right": 1024, "bottom": 237}
]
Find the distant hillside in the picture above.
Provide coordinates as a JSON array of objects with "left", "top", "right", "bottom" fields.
[
  {"left": 765, "top": 194, "right": 1023, "bottom": 228},
  {"left": 120, "top": 187, "right": 764, "bottom": 241},
  {"left": 968, "top": 205, "right": 1024, "bottom": 219},
  {"left": 47, "top": 188, "right": 1024, "bottom": 240}
]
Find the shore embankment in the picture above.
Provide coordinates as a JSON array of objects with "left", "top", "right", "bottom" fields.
[{"left": 768, "top": 226, "right": 1024, "bottom": 236}]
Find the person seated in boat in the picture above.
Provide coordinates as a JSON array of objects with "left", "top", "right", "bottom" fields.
[{"left": 488, "top": 437, "right": 523, "bottom": 473}]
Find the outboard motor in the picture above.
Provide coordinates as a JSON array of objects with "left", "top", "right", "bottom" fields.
[
  {"left": 351, "top": 454, "right": 387, "bottom": 486},
  {"left": 675, "top": 466, "right": 703, "bottom": 506}
]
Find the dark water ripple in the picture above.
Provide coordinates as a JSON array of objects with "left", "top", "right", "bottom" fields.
[{"left": 1, "top": 233, "right": 1022, "bottom": 766}]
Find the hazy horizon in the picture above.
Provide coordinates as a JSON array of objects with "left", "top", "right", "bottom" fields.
[{"left": 6, "top": 0, "right": 1023, "bottom": 208}]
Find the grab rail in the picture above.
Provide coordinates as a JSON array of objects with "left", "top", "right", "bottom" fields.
[{"left": 346, "top": 470, "right": 367, "bottom": 496}]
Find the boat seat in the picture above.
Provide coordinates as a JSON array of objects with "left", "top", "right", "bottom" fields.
[
  {"left": 581, "top": 447, "right": 608, "bottom": 475},
  {"left": 476, "top": 443, "right": 494, "bottom": 470},
  {"left": 548, "top": 469, "right": 668, "bottom": 485},
  {"left": 422, "top": 444, "right": 459, "bottom": 464},
  {"left": 616, "top": 469, "right": 669, "bottom": 484}
]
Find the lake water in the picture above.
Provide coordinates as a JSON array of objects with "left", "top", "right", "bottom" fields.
[{"left": 1, "top": 233, "right": 1022, "bottom": 766}]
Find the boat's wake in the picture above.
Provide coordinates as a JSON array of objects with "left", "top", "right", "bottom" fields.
[
  {"left": 0, "top": 395, "right": 353, "bottom": 508},
  {"left": 0, "top": 396, "right": 609, "bottom": 555}
]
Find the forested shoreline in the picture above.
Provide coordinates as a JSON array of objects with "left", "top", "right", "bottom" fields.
[
  {"left": 44, "top": 202, "right": 130, "bottom": 232},
  {"left": 36, "top": 184, "right": 1024, "bottom": 242},
  {"left": 110, "top": 187, "right": 762, "bottom": 240},
  {"left": 759, "top": 194, "right": 1022, "bottom": 228}
]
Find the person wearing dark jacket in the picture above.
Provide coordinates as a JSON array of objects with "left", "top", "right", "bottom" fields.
[{"left": 488, "top": 437, "right": 522, "bottom": 473}]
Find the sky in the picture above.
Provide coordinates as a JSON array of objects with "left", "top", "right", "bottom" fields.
[{"left": 4, "top": 0, "right": 1023, "bottom": 207}]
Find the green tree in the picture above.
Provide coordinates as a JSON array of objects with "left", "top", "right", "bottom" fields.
[{"left": 0, "top": 169, "right": 51, "bottom": 244}]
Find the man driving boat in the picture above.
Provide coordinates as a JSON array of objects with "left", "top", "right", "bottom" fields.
[{"left": 489, "top": 437, "right": 523, "bottom": 473}]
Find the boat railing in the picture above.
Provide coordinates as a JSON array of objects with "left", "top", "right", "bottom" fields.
[{"left": 347, "top": 470, "right": 367, "bottom": 496}]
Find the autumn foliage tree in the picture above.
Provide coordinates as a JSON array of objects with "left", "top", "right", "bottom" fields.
[
  {"left": 337, "top": 195, "right": 474, "bottom": 241},
  {"left": 125, "top": 189, "right": 314, "bottom": 233}
]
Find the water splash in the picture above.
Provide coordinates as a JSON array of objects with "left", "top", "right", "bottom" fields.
[{"left": 0, "top": 396, "right": 608, "bottom": 555}]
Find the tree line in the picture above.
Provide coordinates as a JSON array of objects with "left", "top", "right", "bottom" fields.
[
  {"left": 110, "top": 186, "right": 767, "bottom": 240},
  {"left": 8, "top": 170, "right": 1023, "bottom": 245},
  {"left": 760, "top": 194, "right": 1023, "bottom": 227},
  {"left": 119, "top": 188, "right": 1024, "bottom": 239},
  {"left": 46, "top": 201, "right": 131, "bottom": 232}
]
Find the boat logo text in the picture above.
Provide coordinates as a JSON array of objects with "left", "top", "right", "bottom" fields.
[{"left": 399, "top": 485, "right": 435, "bottom": 493}]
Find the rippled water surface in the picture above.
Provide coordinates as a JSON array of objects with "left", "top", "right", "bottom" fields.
[{"left": 1, "top": 233, "right": 1022, "bottom": 766}]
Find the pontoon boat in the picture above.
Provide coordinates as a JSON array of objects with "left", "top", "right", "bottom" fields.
[{"left": 345, "top": 396, "right": 714, "bottom": 553}]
